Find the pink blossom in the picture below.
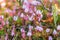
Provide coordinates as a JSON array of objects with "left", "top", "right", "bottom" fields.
[
  {"left": 49, "top": 0, "right": 53, "bottom": 2},
  {"left": 36, "top": 10, "right": 42, "bottom": 14},
  {"left": 0, "top": 0, "right": 4, "bottom": 2},
  {"left": 46, "top": 28, "right": 50, "bottom": 33},
  {"left": 20, "top": 13, "right": 25, "bottom": 18},
  {"left": 57, "top": 25, "right": 60, "bottom": 31},
  {"left": 22, "top": 0, "right": 29, "bottom": 9},
  {"left": 4, "top": 8, "right": 12, "bottom": 13},
  {"left": 1, "top": 2, "right": 6, "bottom": 8},
  {"left": 48, "top": 36, "right": 53, "bottom": 40},
  {"left": 11, "top": 25, "right": 15, "bottom": 36},
  {"left": 24, "top": 8, "right": 29, "bottom": 13},
  {"left": 30, "top": 0, "right": 41, "bottom": 6},
  {"left": 5, "top": 19, "right": 9, "bottom": 25},
  {"left": 0, "top": 15, "right": 5, "bottom": 29},
  {"left": 53, "top": 29, "right": 57, "bottom": 35},
  {"left": 24, "top": 16, "right": 28, "bottom": 20},
  {"left": 35, "top": 26, "right": 43, "bottom": 32},
  {"left": 21, "top": 28, "right": 25, "bottom": 33},
  {"left": 5, "top": 33, "right": 8, "bottom": 40},
  {"left": 21, "top": 28, "right": 26, "bottom": 38},
  {"left": 28, "top": 25, "right": 33, "bottom": 31},
  {"left": 0, "top": 15, "right": 4, "bottom": 19},
  {"left": 36, "top": 10, "right": 43, "bottom": 19},
  {"left": 27, "top": 31, "right": 32, "bottom": 37},
  {"left": 29, "top": 9, "right": 34, "bottom": 13},
  {"left": 28, "top": 15, "right": 33, "bottom": 21},
  {"left": 13, "top": 16, "right": 18, "bottom": 21}
]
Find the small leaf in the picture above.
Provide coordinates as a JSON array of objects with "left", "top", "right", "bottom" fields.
[{"left": 0, "top": 30, "right": 5, "bottom": 36}]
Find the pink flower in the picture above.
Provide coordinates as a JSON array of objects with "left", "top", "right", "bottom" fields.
[
  {"left": 4, "top": 8, "right": 12, "bottom": 13},
  {"left": 20, "top": 13, "right": 25, "bottom": 18},
  {"left": 0, "top": 0, "right": 4, "bottom": 2},
  {"left": 36, "top": 10, "right": 43, "bottom": 19},
  {"left": 28, "top": 16, "right": 33, "bottom": 21},
  {"left": 48, "top": 36, "right": 53, "bottom": 40},
  {"left": 57, "top": 25, "right": 60, "bottom": 31},
  {"left": 49, "top": 0, "right": 53, "bottom": 2},
  {"left": 35, "top": 26, "right": 43, "bottom": 32},
  {"left": 53, "top": 29, "right": 57, "bottom": 35},
  {"left": 24, "top": 16, "right": 28, "bottom": 20},
  {"left": 30, "top": 0, "right": 41, "bottom": 6},
  {"left": 13, "top": 16, "right": 18, "bottom": 21},
  {"left": 28, "top": 14, "right": 34, "bottom": 21},
  {"left": 21, "top": 28, "right": 26, "bottom": 38},
  {"left": 27, "top": 31, "right": 32, "bottom": 37},
  {"left": 28, "top": 25, "right": 33, "bottom": 31},
  {"left": 5, "top": 33, "right": 8, "bottom": 40},
  {"left": 0, "top": 15, "right": 5, "bottom": 29},
  {"left": 46, "top": 28, "right": 50, "bottom": 33},
  {"left": 1, "top": 2, "right": 6, "bottom": 8},
  {"left": 11, "top": 25, "right": 15, "bottom": 36},
  {"left": 21, "top": 28, "right": 25, "bottom": 33},
  {"left": 22, "top": 0, "right": 29, "bottom": 9},
  {"left": 24, "top": 8, "right": 29, "bottom": 13},
  {"left": 5, "top": 19, "right": 9, "bottom": 25}
]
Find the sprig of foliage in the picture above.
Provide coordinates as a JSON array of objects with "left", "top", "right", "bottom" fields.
[
  {"left": 0, "top": 30, "right": 5, "bottom": 36},
  {"left": 16, "top": 0, "right": 22, "bottom": 6},
  {"left": 52, "top": 5, "right": 58, "bottom": 27}
]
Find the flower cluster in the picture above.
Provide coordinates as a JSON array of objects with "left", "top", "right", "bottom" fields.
[{"left": 0, "top": 0, "right": 60, "bottom": 40}]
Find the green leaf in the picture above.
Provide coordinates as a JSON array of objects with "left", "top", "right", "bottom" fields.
[
  {"left": 9, "top": 17, "right": 13, "bottom": 23},
  {"left": 52, "top": 5, "right": 58, "bottom": 27},
  {"left": 16, "top": 18, "right": 22, "bottom": 26},
  {"left": 0, "top": 30, "right": 5, "bottom": 36},
  {"left": 16, "top": 0, "right": 22, "bottom": 6}
]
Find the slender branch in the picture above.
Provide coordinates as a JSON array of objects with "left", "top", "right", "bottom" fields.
[{"left": 39, "top": 0, "right": 52, "bottom": 12}]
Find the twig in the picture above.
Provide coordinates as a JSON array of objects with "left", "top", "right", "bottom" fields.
[{"left": 39, "top": 0, "right": 52, "bottom": 13}]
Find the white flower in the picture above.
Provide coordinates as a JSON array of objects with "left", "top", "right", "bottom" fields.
[
  {"left": 0, "top": 0, "right": 4, "bottom": 2},
  {"left": 29, "top": 25, "right": 33, "bottom": 31},
  {"left": 21, "top": 0, "right": 23, "bottom": 3},
  {"left": 22, "top": 0, "right": 29, "bottom": 9},
  {"left": 1, "top": 2, "right": 6, "bottom": 8},
  {"left": 20, "top": 13, "right": 24, "bottom": 17},
  {"left": 0, "top": 15, "right": 4, "bottom": 19},
  {"left": 46, "top": 28, "right": 50, "bottom": 33},
  {"left": 34, "top": 7, "right": 37, "bottom": 12},
  {"left": 36, "top": 10, "right": 42, "bottom": 14},
  {"left": 24, "top": 8, "right": 29, "bottom": 13},
  {"left": 29, "top": 9, "right": 33, "bottom": 13},
  {"left": 49, "top": 0, "right": 53, "bottom": 2},
  {"left": 57, "top": 25, "right": 60, "bottom": 30},
  {"left": 48, "top": 36, "right": 53, "bottom": 40},
  {"left": 6, "top": 20, "right": 9, "bottom": 25},
  {"left": 38, "top": 27, "right": 43, "bottom": 32},
  {"left": 24, "top": 0, "right": 28, "bottom": 3},
  {"left": 11, "top": 27, "right": 15, "bottom": 36},
  {"left": 31, "top": 1, "right": 41, "bottom": 5},
  {"left": 32, "top": 13, "right": 35, "bottom": 16},
  {"left": 35, "top": 26, "right": 43, "bottom": 32},
  {"left": 22, "top": 5, "right": 27, "bottom": 9},
  {"left": 5, "top": 8, "right": 12, "bottom": 13},
  {"left": 53, "top": 29, "right": 57, "bottom": 35},
  {"left": 21, "top": 28, "right": 25, "bottom": 33},
  {"left": 28, "top": 16, "right": 33, "bottom": 21},
  {"left": 35, "top": 26, "right": 39, "bottom": 30},
  {"left": 29, "top": 17, "right": 33, "bottom": 21},
  {"left": 5, "top": 33, "right": 8, "bottom": 40},
  {"left": 27, "top": 31, "right": 32, "bottom": 36},
  {"left": 13, "top": 16, "right": 18, "bottom": 21}
]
